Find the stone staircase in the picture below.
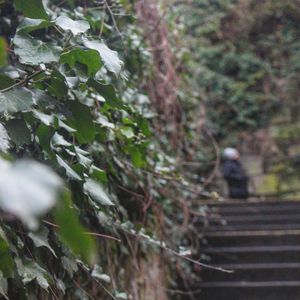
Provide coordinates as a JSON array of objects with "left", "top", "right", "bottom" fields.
[{"left": 197, "top": 200, "right": 300, "bottom": 300}]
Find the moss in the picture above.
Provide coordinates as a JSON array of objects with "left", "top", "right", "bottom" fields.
[{"left": 256, "top": 174, "right": 279, "bottom": 194}]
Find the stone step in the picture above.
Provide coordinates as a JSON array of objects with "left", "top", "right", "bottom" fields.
[
  {"left": 197, "top": 199, "right": 300, "bottom": 300},
  {"left": 203, "top": 245, "right": 300, "bottom": 253},
  {"left": 199, "top": 286, "right": 300, "bottom": 300},
  {"left": 205, "top": 201, "right": 300, "bottom": 216},
  {"left": 202, "top": 213, "right": 300, "bottom": 224},
  {"left": 205, "top": 229, "right": 300, "bottom": 237},
  {"left": 201, "top": 245, "right": 300, "bottom": 264},
  {"left": 204, "top": 234, "right": 300, "bottom": 247},
  {"left": 205, "top": 223, "right": 300, "bottom": 232},
  {"left": 209, "top": 205, "right": 300, "bottom": 215},
  {"left": 203, "top": 265, "right": 300, "bottom": 281},
  {"left": 199, "top": 280, "right": 300, "bottom": 288}
]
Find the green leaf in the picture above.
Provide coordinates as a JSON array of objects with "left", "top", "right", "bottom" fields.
[
  {"left": 14, "top": 31, "right": 60, "bottom": 65},
  {"left": 120, "top": 126, "right": 135, "bottom": 139},
  {"left": 91, "top": 265, "right": 111, "bottom": 283},
  {"left": 52, "top": 132, "right": 72, "bottom": 147},
  {"left": 14, "top": 0, "right": 48, "bottom": 19},
  {"left": 83, "top": 179, "right": 114, "bottom": 206},
  {"left": 76, "top": 151, "right": 92, "bottom": 169},
  {"left": 61, "top": 49, "right": 102, "bottom": 77},
  {"left": 67, "top": 101, "right": 95, "bottom": 144},
  {"left": 55, "top": 16, "right": 90, "bottom": 35},
  {"left": 15, "top": 258, "right": 50, "bottom": 290},
  {"left": 83, "top": 38, "right": 123, "bottom": 74},
  {"left": 0, "top": 37, "right": 7, "bottom": 67},
  {"left": 54, "top": 190, "right": 97, "bottom": 265},
  {"left": 0, "top": 88, "right": 34, "bottom": 113},
  {"left": 90, "top": 165, "right": 107, "bottom": 183},
  {"left": 0, "top": 75, "right": 14, "bottom": 90},
  {"left": 61, "top": 256, "right": 78, "bottom": 278},
  {"left": 129, "top": 147, "right": 145, "bottom": 168},
  {"left": 28, "top": 228, "right": 57, "bottom": 257},
  {"left": 56, "top": 155, "right": 82, "bottom": 181},
  {"left": 36, "top": 124, "right": 55, "bottom": 155},
  {"left": 48, "top": 70, "right": 68, "bottom": 98},
  {"left": 137, "top": 118, "right": 152, "bottom": 137},
  {"left": 0, "top": 272, "right": 8, "bottom": 300},
  {"left": 5, "top": 119, "right": 31, "bottom": 147},
  {"left": 87, "top": 79, "right": 123, "bottom": 108},
  {"left": 0, "top": 229, "right": 14, "bottom": 278},
  {"left": 33, "top": 110, "right": 53, "bottom": 126},
  {"left": 17, "top": 18, "right": 52, "bottom": 32}
]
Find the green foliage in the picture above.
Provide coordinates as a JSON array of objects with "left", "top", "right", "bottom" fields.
[
  {"left": 0, "top": 0, "right": 200, "bottom": 298},
  {"left": 0, "top": 37, "right": 7, "bottom": 67},
  {"left": 179, "top": 0, "right": 300, "bottom": 139},
  {"left": 14, "top": 0, "right": 48, "bottom": 19},
  {"left": 54, "top": 190, "right": 97, "bottom": 265},
  {"left": 14, "top": 31, "right": 61, "bottom": 65},
  {"left": 0, "top": 88, "right": 34, "bottom": 113}
]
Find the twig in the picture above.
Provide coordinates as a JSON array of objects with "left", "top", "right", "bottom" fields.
[
  {"left": 78, "top": 264, "right": 118, "bottom": 300},
  {"left": 73, "top": 280, "right": 96, "bottom": 300},
  {"left": 104, "top": 0, "right": 122, "bottom": 39},
  {"left": 42, "top": 220, "right": 121, "bottom": 242},
  {"left": 84, "top": 232, "right": 121, "bottom": 242},
  {"left": 0, "top": 70, "right": 44, "bottom": 93},
  {"left": 115, "top": 224, "right": 233, "bottom": 273}
]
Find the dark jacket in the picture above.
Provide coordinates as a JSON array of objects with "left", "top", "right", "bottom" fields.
[{"left": 223, "top": 159, "right": 249, "bottom": 199}]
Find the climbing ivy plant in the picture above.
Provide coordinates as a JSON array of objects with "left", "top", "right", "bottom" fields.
[{"left": 0, "top": 0, "right": 188, "bottom": 298}]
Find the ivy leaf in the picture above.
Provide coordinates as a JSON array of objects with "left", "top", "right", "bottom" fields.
[
  {"left": 54, "top": 190, "right": 97, "bottom": 265},
  {"left": 67, "top": 101, "right": 95, "bottom": 144},
  {"left": 28, "top": 228, "right": 57, "bottom": 258},
  {"left": 90, "top": 166, "right": 108, "bottom": 183},
  {"left": 14, "top": 31, "right": 60, "bottom": 65},
  {"left": 47, "top": 70, "right": 68, "bottom": 98},
  {"left": 56, "top": 155, "right": 82, "bottom": 181},
  {"left": 61, "top": 256, "right": 78, "bottom": 278},
  {"left": 0, "top": 88, "right": 34, "bottom": 113},
  {"left": 76, "top": 152, "right": 92, "bottom": 169},
  {"left": 84, "top": 179, "right": 114, "bottom": 206},
  {"left": 120, "top": 126, "right": 135, "bottom": 139},
  {"left": 61, "top": 49, "right": 102, "bottom": 77},
  {"left": 14, "top": 0, "right": 48, "bottom": 19},
  {"left": 17, "top": 18, "right": 52, "bottom": 32},
  {"left": 87, "top": 79, "right": 123, "bottom": 108},
  {"left": 52, "top": 132, "right": 72, "bottom": 148},
  {"left": 56, "top": 16, "right": 90, "bottom": 35},
  {"left": 129, "top": 147, "right": 146, "bottom": 168},
  {"left": 15, "top": 258, "right": 50, "bottom": 290},
  {"left": 0, "top": 38, "right": 7, "bottom": 67},
  {"left": 92, "top": 265, "right": 111, "bottom": 283},
  {"left": 0, "top": 229, "right": 14, "bottom": 278},
  {"left": 0, "top": 159, "right": 63, "bottom": 229},
  {"left": 0, "top": 272, "right": 8, "bottom": 300},
  {"left": 0, "top": 75, "right": 14, "bottom": 90},
  {"left": 83, "top": 39, "right": 123, "bottom": 74},
  {"left": 33, "top": 110, "right": 53, "bottom": 126},
  {"left": 5, "top": 119, "right": 31, "bottom": 147}
]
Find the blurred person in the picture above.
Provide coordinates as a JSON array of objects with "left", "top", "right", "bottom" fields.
[{"left": 222, "top": 148, "right": 249, "bottom": 199}]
